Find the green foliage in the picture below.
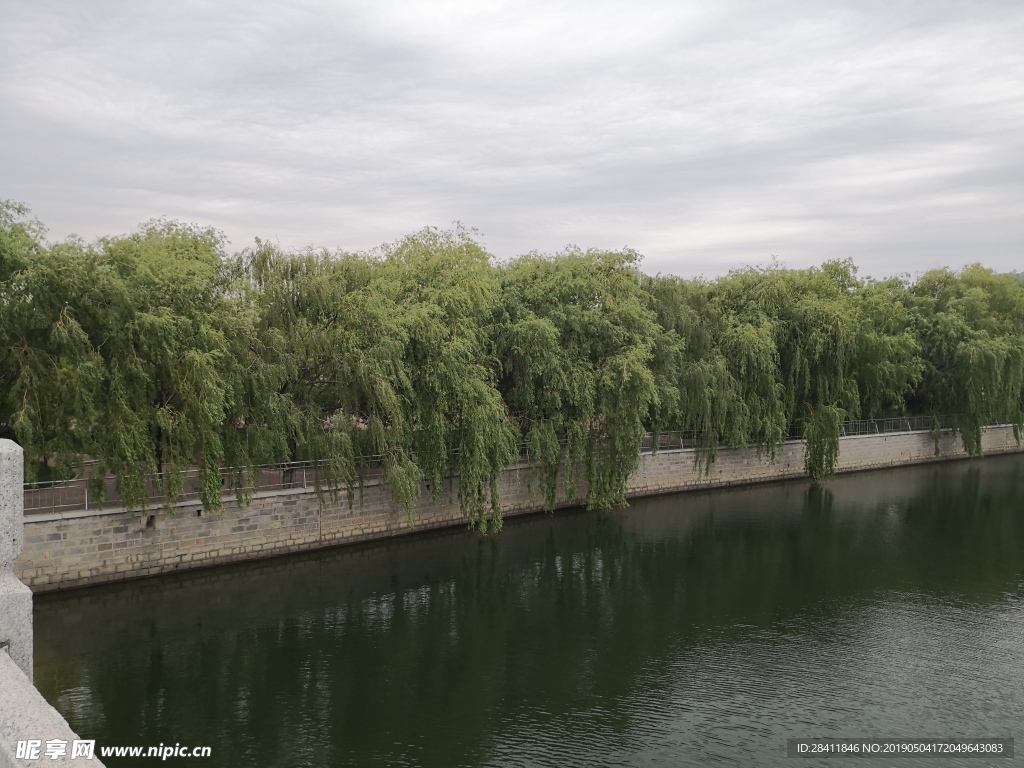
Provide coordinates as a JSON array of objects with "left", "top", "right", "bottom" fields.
[
  {"left": 496, "top": 248, "right": 664, "bottom": 510},
  {"left": 379, "top": 227, "right": 517, "bottom": 530},
  {"left": 3, "top": 201, "right": 1023, "bottom": 523},
  {"left": 906, "top": 265, "right": 1024, "bottom": 453},
  {"left": 1, "top": 206, "right": 278, "bottom": 511},
  {"left": 803, "top": 404, "right": 843, "bottom": 484},
  {"left": 646, "top": 259, "right": 924, "bottom": 480},
  {"left": 242, "top": 226, "right": 516, "bottom": 530},
  {"left": 850, "top": 278, "right": 923, "bottom": 417},
  {"left": 645, "top": 274, "right": 787, "bottom": 468}
]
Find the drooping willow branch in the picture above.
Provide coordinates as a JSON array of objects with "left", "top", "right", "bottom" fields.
[{"left": 3, "top": 201, "right": 1022, "bottom": 526}]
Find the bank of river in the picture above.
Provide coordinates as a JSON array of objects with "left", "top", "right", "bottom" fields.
[{"left": 33, "top": 455, "right": 1024, "bottom": 766}]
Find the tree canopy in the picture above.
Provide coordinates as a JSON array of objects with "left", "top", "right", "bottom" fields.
[{"left": 3, "top": 201, "right": 1022, "bottom": 521}]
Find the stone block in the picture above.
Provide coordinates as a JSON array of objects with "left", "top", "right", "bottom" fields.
[
  {"left": 0, "top": 442, "right": 23, "bottom": 573},
  {"left": 0, "top": 573, "right": 32, "bottom": 679}
]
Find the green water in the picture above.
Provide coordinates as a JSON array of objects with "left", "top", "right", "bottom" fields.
[{"left": 34, "top": 456, "right": 1024, "bottom": 766}]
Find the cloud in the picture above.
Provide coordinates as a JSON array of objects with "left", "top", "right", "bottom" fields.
[{"left": 2, "top": 0, "right": 1022, "bottom": 277}]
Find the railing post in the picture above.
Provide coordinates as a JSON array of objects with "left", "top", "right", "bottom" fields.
[{"left": 0, "top": 439, "right": 32, "bottom": 679}]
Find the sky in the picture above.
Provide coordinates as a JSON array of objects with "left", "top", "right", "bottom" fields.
[{"left": 2, "top": 0, "right": 1022, "bottom": 278}]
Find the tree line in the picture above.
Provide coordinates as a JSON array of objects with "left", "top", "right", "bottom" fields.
[{"left": 2, "top": 202, "right": 1022, "bottom": 528}]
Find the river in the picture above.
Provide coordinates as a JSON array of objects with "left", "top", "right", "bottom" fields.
[{"left": 33, "top": 455, "right": 1024, "bottom": 766}]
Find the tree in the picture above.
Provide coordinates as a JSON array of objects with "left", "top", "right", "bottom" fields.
[
  {"left": 908, "top": 266, "right": 1024, "bottom": 453},
  {"left": 496, "top": 248, "right": 664, "bottom": 509},
  {"left": 0, "top": 208, "right": 276, "bottom": 510}
]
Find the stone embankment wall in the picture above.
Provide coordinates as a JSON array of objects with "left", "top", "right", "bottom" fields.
[{"left": 15, "top": 426, "right": 1024, "bottom": 593}]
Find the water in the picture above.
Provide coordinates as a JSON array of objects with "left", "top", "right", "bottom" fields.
[{"left": 34, "top": 456, "right": 1024, "bottom": 766}]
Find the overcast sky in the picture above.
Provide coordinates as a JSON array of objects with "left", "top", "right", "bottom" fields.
[{"left": 2, "top": 0, "right": 1022, "bottom": 277}]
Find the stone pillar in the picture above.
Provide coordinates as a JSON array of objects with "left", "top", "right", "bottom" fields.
[{"left": 0, "top": 440, "right": 32, "bottom": 679}]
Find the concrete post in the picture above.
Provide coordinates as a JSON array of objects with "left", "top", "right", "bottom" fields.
[
  {"left": 0, "top": 441, "right": 104, "bottom": 766},
  {"left": 0, "top": 440, "right": 32, "bottom": 679}
]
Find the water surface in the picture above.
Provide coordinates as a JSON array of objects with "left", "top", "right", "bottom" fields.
[{"left": 35, "top": 456, "right": 1024, "bottom": 766}]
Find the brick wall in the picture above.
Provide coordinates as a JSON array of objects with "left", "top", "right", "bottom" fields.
[{"left": 15, "top": 426, "right": 1023, "bottom": 592}]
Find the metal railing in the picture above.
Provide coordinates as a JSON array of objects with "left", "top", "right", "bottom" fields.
[
  {"left": 21, "top": 415, "right": 948, "bottom": 516},
  {"left": 836, "top": 415, "right": 933, "bottom": 437},
  {"left": 23, "top": 461, "right": 335, "bottom": 517}
]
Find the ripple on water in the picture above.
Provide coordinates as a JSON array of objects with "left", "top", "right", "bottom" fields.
[{"left": 32, "top": 455, "right": 1024, "bottom": 768}]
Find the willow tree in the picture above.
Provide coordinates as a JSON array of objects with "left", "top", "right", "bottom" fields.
[
  {"left": 710, "top": 261, "right": 872, "bottom": 482},
  {"left": 0, "top": 202, "right": 100, "bottom": 479},
  {"left": 908, "top": 266, "right": 1024, "bottom": 453},
  {"left": 849, "top": 278, "right": 922, "bottom": 420},
  {"left": 245, "top": 227, "right": 517, "bottom": 530},
  {"left": 0, "top": 206, "right": 277, "bottom": 511},
  {"left": 496, "top": 248, "right": 665, "bottom": 510},
  {"left": 644, "top": 275, "right": 786, "bottom": 470},
  {"left": 240, "top": 242, "right": 410, "bottom": 509},
  {"left": 377, "top": 227, "right": 518, "bottom": 530},
  {"left": 8, "top": 198, "right": 1023, "bottom": 511},
  {"left": 649, "top": 260, "right": 920, "bottom": 484}
]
